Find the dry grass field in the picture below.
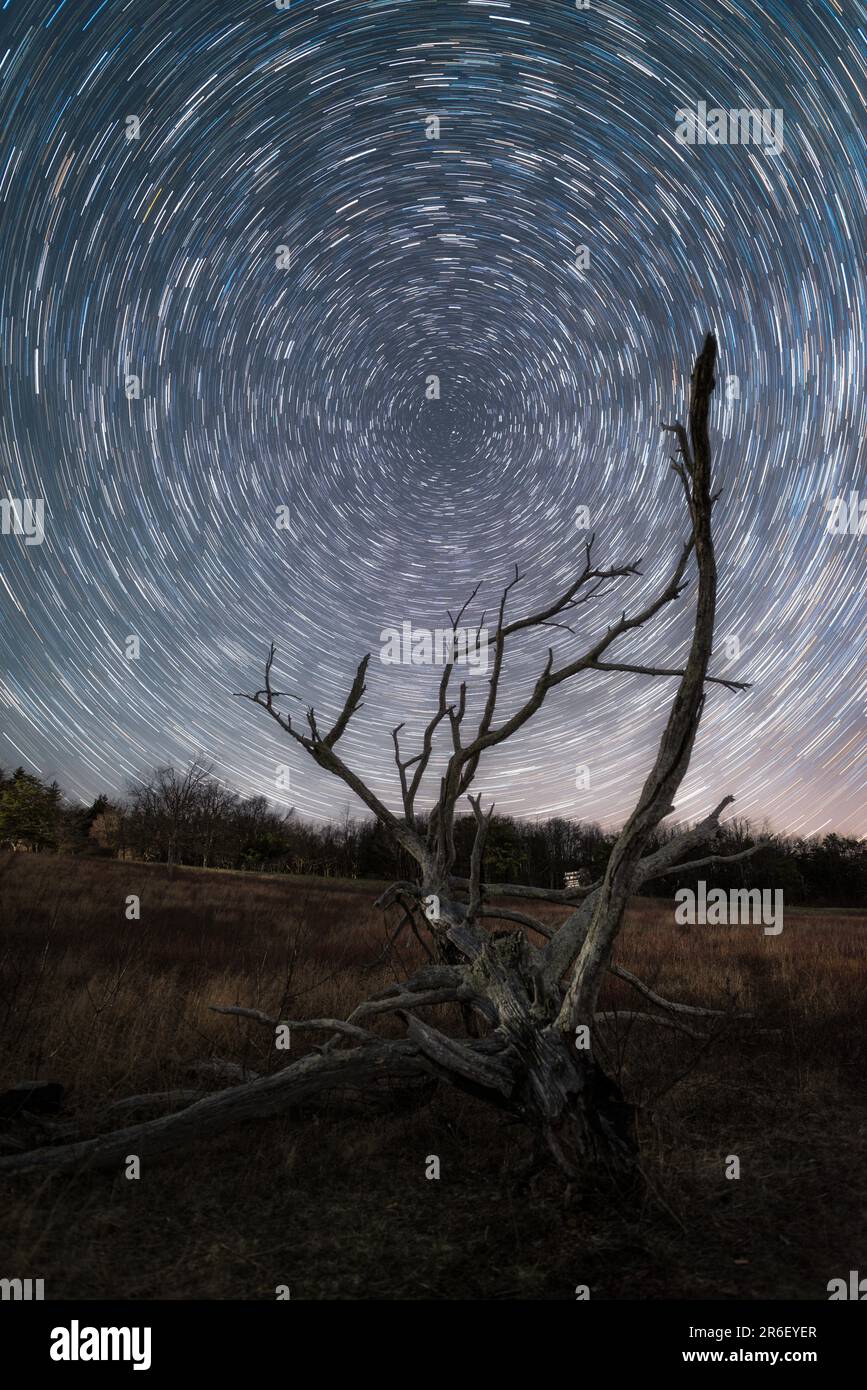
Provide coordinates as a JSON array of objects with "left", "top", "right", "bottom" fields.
[{"left": 0, "top": 850, "right": 864, "bottom": 1300}]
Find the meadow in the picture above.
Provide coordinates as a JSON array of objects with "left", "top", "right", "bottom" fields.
[{"left": 0, "top": 850, "right": 864, "bottom": 1300}]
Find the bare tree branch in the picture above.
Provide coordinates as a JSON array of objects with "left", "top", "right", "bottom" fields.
[
  {"left": 558, "top": 332, "right": 724, "bottom": 1032},
  {"left": 466, "top": 793, "right": 494, "bottom": 922},
  {"left": 587, "top": 659, "right": 750, "bottom": 693},
  {"left": 638, "top": 839, "right": 770, "bottom": 885},
  {"left": 451, "top": 877, "right": 592, "bottom": 904},
  {"left": 594, "top": 1010, "right": 709, "bottom": 1041},
  {"left": 209, "top": 1004, "right": 378, "bottom": 1044},
  {"left": 608, "top": 965, "right": 751, "bottom": 1019},
  {"left": 632, "top": 795, "right": 735, "bottom": 885}
]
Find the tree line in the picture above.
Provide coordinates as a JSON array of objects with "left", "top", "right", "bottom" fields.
[{"left": 0, "top": 760, "right": 863, "bottom": 907}]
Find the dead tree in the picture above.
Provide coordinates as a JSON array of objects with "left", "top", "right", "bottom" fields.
[{"left": 0, "top": 333, "right": 761, "bottom": 1184}]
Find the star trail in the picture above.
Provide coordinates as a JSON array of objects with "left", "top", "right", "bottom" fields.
[{"left": 0, "top": 0, "right": 863, "bottom": 837}]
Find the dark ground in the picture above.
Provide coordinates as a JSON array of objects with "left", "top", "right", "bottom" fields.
[{"left": 1, "top": 853, "right": 864, "bottom": 1299}]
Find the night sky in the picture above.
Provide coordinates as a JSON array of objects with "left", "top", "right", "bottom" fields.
[{"left": 0, "top": 0, "right": 863, "bottom": 837}]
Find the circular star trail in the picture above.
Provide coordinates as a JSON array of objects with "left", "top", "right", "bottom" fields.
[{"left": 0, "top": 0, "right": 863, "bottom": 836}]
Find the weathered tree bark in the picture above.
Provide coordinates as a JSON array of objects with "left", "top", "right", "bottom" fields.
[{"left": 0, "top": 334, "right": 762, "bottom": 1187}]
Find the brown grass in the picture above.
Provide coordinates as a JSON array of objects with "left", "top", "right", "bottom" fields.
[{"left": 0, "top": 851, "right": 864, "bottom": 1300}]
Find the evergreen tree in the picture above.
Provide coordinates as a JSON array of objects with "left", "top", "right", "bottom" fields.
[{"left": 0, "top": 768, "right": 62, "bottom": 851}]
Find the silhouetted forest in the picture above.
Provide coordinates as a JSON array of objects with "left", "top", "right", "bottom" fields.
[{"left": 1, "top": 760, "right": 864, "bottom": 907}]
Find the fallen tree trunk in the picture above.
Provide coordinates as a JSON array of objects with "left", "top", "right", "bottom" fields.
[{"left": 0, "top": 1042, "right": 432, "bottom": 1178}]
